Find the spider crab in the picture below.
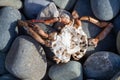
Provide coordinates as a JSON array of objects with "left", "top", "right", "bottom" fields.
[{"left": 18, "top": 11, "right": 113, "bottom": 64}]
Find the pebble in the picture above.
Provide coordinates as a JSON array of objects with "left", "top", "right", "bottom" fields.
[
  {"left": 5, "top": 35, "right": 47, "bottom": 80},
  {"left": 0, "top": 0, "right": 22, "bottom": 9},
  {"left": 52, "top": 0, "right": 76, "bottom": 10},
  {"left": 0, "top": 7, "right": 21, "bottom": 52},
  {"left": 36, "top": 2, "right": 59, "bottom": 33},
  {"left": 90, "top": 0, "right": 120, "bottom": 21},
  {"left": 84, "top": 51, "right": 120, "bottom": 80},
  {"left": 49, "top": 61, "right": 83, "bottom": 80},
  {"left": 24, "top": 0, "right": 51, "bottom": 19}
]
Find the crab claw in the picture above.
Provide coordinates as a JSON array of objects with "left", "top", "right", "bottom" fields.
[
  {"left": 88, "top": 38, "right": 99, "bottom": 47},
  {"left": 53, "top": 56, "right": 61, "bottom": 64}
]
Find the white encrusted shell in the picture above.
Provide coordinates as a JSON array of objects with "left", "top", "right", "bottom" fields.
[{"left": 51, "top": 20, "right": 88, "bottom": 63}]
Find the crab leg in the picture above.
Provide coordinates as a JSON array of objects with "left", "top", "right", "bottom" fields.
[
  {"left": 80, "top": 16, "right": 110, "bottom": 28},
  {"left": 95, "top": 23, "right": 113, "bottom": 41},
  {"left": 28, "top": 17, "right": 70, "bottom": 25},
  {"left": 28, "top": 23, "right": 49, "bottom": 38},
  {"left": 18, "top": 20, "right": 50, "bottom": 46}
]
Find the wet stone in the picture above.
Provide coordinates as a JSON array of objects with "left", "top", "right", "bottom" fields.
[
  {"left": 5, "top": 35, "right": 47, "bottom": 80},
  {"left": 90, "top": 0, "right": 120, "bottom": 21},
  {"left": 83, "top": 51, "right": 120, "bottom": 80},
  {"left": 49, "top": 61, "right": 83, "bottom": 80},
  {"left": 0, "top": 7, "right": 21, "bottom": 52}
]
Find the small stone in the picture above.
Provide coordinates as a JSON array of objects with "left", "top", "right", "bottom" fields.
[
  {"left": 0, "top": 0, "right": 22, "bottom": 9},
  {"left": 0, "top": 52, "right": 8, "bottom": 75},
  {"left": 37, "top": 2, "right": 59, "bottom": 19},
  {"left": 84, "top": 51, "right": 120, "bottom": 80},
  {"left": 74, "top": 0, "right": 94, "bottom": 17},
  {"left": 36, "top": 2, "right": 59, "bottom": 33},
  {"left": 24, "top": 0, "right": 51, "bottom": 19},
  {"left": 0, "top": 74, "right": 20, "bottom": 80},
  {"left": 117, "top": 31, "right": 120, "bottom": 54},
  {"left": 5, "top": 35, "right": 47, "bottom": 80},
  {"left": 49, "top": 61, "right": 83, "bottom": 80},
  {"left": 90, "top": 0, "right": 120, "bottom": 21},
  {"left": 52, "top": 0, "right": 76, "bottom": 10},
  {"left": 0, "top": 7, "right": 21, "bottom": 52}
]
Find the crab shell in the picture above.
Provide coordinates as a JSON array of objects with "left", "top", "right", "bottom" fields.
[{"left": 50, "top": 20, "right": 88, "bottom": 63}]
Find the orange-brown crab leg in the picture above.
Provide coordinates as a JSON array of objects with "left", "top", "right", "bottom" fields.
[
  {"left": 80, "top": 16, "right": 110, "bottom": 28},
  {"left": 18, "top": 20, "right": 50, "bottom": 46},
  {"left": 28, "top": 17, "right": 70, "bottom": 25},
  {"left": 80, "top": 16, "right": 113, "bottom": 45},
  {"left": 28, "top": 23, "right": 49, "bottom": 38}
]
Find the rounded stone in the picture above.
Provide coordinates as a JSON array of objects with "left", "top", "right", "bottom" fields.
[
  {"left": 117, "top": 31, "right": 120, "bottom": 54},
  {"left": 37, "top": 2, "right": 59, "bottom": 19},
  {"left": 52, "top": 0, "right": 76, "bottom": 10},
  {"left": 0, "top": 7, "right": 21, "bottom": 52},
  {"left": 83, "top": 51, "right": 120, "bottom": 80},
  {"left": 0, "top": 0, "right": 22, "bottom": 9},
  {"left": 74, "top": 0, "right": 94, "bottom": 18},
  {"left": 24, "top": 0, "right": 51, "bottom": 19},
  {"left": 0, "top": 74, "right": 20, "bottom": 80},
  {"left": 82, "top": 21, "right": 116, "bottom": 57},
  {"left": 49, "top": 61, "right": 83, "bottom": 80},
  {"left": 90, "top": 0, "right": 120, "bottom": 21},
  {"left": 0, "top": 52, "right": 8, "bottom": 75},
  {"left": 5, "top": 35, "right": 47, "bottom": 80}
]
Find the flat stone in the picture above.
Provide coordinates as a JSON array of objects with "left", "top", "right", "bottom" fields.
[
  {"left": 74, "top": 0, "right": 94, "bottom": 17},
  {"left": 49, "top": 61, "right": 83, "bottom": 80},
  {"left": 84, "top": 51, "right": 120, "bottom": 80},
  {"left": 0, "top": 0, "right": 22, "bottom": 9},
  {"left": 24, "top": 0, "right": 51, "bottom": 19},
  {"left": 90, "top": 0, "right": 120, "bottom": 21},
  {"left": 0, "top": 52, "right": 8, "bottom": 75},
  {"left": 0, "top": 7, "right": 21, "bottom": 52},
  {"left": 0, "top": 74, "right": 20, "bottom": 80},
  {"left": 52, "top": 0, "right": 76, "bottom": 10},
  {"left": 5, "top": 35, "right": 47, "bottom": 80},
  {"left": 82, "top": 21, "right": 116, "bottom": 57}
]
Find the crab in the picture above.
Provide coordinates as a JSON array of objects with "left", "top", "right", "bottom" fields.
[{"left": 18, "top": 11, "right": 113, "bottom": 64}]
